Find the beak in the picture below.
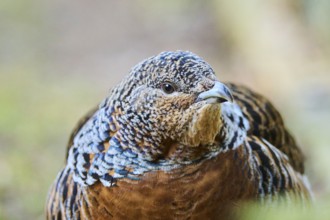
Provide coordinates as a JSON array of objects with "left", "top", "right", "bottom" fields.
[{"left": 196, "top": 81, "right": 234, "bottom": 103}]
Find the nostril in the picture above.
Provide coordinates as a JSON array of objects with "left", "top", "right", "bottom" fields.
[{"left": 217, "top": 97, "right": 230, "bottom": 103}]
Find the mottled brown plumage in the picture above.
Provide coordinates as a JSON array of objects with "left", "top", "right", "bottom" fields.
[{"left": 46, "top": 51, "right": 311, "bottom": 220}]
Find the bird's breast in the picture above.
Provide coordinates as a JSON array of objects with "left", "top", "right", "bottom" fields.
[{"left": 83, "top": 146, "right": 258, "bottom": 219}]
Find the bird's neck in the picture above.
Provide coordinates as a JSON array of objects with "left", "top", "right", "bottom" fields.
[
  {"left": 217, "top": 102, "right": 250, "bottom": 152},
  {"left": 109, "top": 100, "right": 251, "bottom": 165},
  {"left": 68, "top": 101, "right": 250, "bottom": 187}
]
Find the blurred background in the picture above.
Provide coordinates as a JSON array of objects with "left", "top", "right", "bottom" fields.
[{"left": 0, "top": 0, "right": 329, "bottom": 219}]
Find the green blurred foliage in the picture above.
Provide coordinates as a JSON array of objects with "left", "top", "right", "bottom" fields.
[
  {"left": 0, "top": 69, "right": 101, "bottom": 219},
  {"left": 239, "top": 201, "right": 330, "bottom": 220},
  {"left": 0, "top": 0, "right": 329, "bottom": 219}
]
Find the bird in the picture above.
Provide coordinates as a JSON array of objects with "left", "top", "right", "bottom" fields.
[{"left": 46, "top": 51, "right": 311, "bottom": 220}]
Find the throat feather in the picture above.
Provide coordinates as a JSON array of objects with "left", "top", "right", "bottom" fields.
[{"left": 182, "top": 104, "right": 222, "bottom": 147}]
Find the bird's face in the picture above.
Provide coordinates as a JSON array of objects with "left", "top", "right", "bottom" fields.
[{"left": 116, "top": 51, "right": 233, "bottom": 150}]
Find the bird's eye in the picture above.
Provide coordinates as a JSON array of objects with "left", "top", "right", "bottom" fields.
[{"left": 161, "top": 82, "right": 175, "bottom": 94}]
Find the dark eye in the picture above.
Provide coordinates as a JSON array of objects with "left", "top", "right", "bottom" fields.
[{"left": 161, "top": 82, "right": 175, "bottom": 94}]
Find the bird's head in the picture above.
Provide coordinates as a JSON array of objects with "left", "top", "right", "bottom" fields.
[{"left": 108, "top": 51, "right": 234, "bottom": 157}]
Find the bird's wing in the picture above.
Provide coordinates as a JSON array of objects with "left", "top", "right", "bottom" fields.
[
  {"left": 245, "top": 136, "right": 311, "bottom": 201},
  {"left": 227, "top": 83, "right": 305, "bottom": 174}
]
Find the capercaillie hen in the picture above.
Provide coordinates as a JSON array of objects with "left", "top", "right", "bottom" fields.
[{"left": 46, "top": 51, "right": 312, "bottom": 220}]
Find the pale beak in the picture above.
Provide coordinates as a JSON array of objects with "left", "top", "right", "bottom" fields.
[{"left": 196, "top": 81, "right": 234, "bottom": 103}]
